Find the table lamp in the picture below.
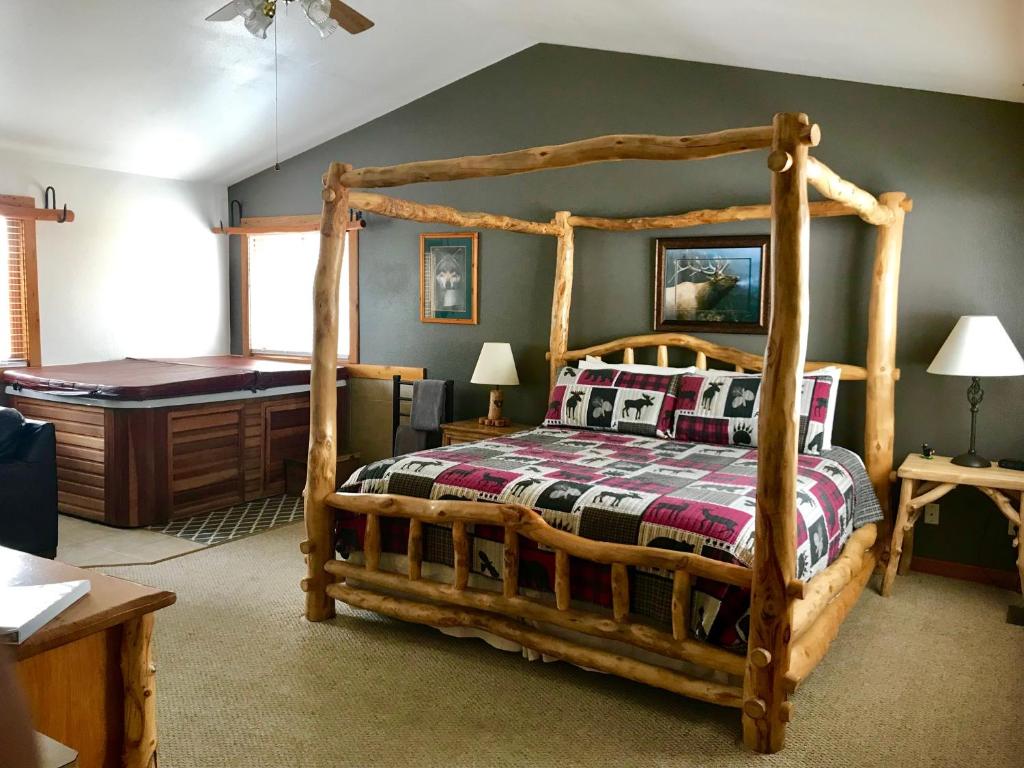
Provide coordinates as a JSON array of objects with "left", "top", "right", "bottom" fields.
[
  {"left": 471, "top": 342, "right": 519, "bottom": 427},
  {"left": 927, "top": 315, "right": 1024, "bottom": 467}
]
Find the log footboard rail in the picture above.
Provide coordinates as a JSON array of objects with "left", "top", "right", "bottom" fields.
[
  {"left": 306, "top": 493, "right": 877, "bottom": 709},
  {"left": 304, "top": 113, "right": 910, "bottom": 753}
]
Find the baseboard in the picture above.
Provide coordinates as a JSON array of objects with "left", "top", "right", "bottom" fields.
[{"left": 910, "top": 556, "right": 1021, "bottom": 593}]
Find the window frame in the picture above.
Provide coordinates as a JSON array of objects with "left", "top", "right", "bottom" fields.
[
  {"left": 1, "top": 194, "right": 41, "bottom": 367},
  {"left": 240, "top": 215, "right": 359, "bottom": 364}
]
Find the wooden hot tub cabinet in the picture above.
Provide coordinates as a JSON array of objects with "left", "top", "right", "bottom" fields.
[{"left": 4, "top": 356, "right": 348, "bottom": 527}]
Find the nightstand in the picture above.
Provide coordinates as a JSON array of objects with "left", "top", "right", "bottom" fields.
[
  {"left": 883, "top": 454, "right": 1024, "bottom": 601},
  {"left": 440, "top": 418, "right": 532, "bottom": 446}
]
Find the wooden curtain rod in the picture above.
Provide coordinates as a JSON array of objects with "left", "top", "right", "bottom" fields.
[
  {"left": 210, "top": 218, "right": 365, "bottom": 235},
  {"left": 336, "top": 125, "right": 781, "bottom": 189},
  {"left": 0, "top": 203, "right": 76, "bottom": 223}
]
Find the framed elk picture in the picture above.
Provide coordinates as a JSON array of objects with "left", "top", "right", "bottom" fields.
[
  {"left": 653, "top": 235, "right": 771, "bottom": 334},
  {"left": 420, "top": 232, "right": 478, "bottom": 324}
]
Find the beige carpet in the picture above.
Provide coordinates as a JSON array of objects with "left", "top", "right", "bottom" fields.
[{"left": 104, "top": 523, "right": 1024, "bottom": 768}]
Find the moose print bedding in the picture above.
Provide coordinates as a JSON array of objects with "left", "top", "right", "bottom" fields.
[{"left": 336, "top": 427, "right": 882, "bottom": 650}]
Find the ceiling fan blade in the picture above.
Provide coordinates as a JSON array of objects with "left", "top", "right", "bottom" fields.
[
  {"left": 206, "top": 1, "right": 241, "bottom": 21},
  {"left": 328, "top": 0, "right": 374, "bottom": 34}
]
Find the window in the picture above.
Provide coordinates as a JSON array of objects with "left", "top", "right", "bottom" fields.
[
  {"left": 242, "top": 218, "right": 358, "bottom": 361},
  {"left": 0, "top": 196, "right": 40, "bottom": 366}
]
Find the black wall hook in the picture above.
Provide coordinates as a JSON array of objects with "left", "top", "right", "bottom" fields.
[
  {"left": 230, "top": 199, "right": 243, "bottom": 227},
  {"left": 43, "top": 185, "right": 69, "bottom": 223}
]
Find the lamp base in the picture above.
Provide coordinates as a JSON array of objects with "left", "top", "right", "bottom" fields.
[
  {"left": 950, "top": 451, "right": 991, "bottom": 468},
  {"left": 479, "top": 386, "right": 508, "bottom": 427},
  {"left": 478, "top": 417, "right": 510, "bottom": 427}
]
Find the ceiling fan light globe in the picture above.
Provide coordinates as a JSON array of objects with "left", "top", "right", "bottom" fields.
[
  {"left": 234, "top": 0, "right": 261, "bottom": 19},
  {"left": 300, "top": 0, "right": 340, "bottom": 37},
  {"left": 243, "top": 10, "right": 272, "bottom": 38}
]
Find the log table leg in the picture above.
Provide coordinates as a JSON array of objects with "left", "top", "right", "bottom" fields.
[
  {"left": 1018, "top": 492, "right": 1024, "bottom": 595},
  {"left": 897, "top": 526, "right": 915, "bottom": 576},
  {"left": 121, "top": 613, "right": 157, "bottom": 768},
  {"left": 883, "top": 478, "right": 915, "bottom": 596},
  {"left": 1012, "top": 492, "right": 1024, "bottom": 625}
]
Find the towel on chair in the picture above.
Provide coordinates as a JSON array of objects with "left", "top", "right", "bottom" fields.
[
  {"left": 393, "top": 424, "right": 428, "bottom": 456},
  {"left": 410, "top": 379, "right": 447, "bottom": 432}
]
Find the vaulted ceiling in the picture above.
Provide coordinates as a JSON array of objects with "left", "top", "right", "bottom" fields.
[{"left": 1, "top": 0, "right": 1020, "bottom": 184}]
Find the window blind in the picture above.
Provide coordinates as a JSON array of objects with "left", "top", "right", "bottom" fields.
[{"left": 1, "top": 215, "right": 29, "bottom": 364}]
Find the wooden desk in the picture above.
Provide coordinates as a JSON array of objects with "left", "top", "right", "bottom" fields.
[
  {"left": 883, "top": 454, "right": 1024, "bottom": 597},
  {"left": 6, "top": 547, "right": 176, "bottom": 768}
]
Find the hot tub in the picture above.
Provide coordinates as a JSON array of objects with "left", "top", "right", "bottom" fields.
[{"left": 3, "top": 356, "right": 348, "bottom": 527}]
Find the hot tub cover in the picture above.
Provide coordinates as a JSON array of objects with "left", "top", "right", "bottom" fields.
[{"left": 3, "top": 356, "right": 347, "bottom": 401}]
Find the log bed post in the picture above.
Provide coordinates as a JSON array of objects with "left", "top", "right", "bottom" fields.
[
  {"left": 865, "top": 192, "right": 908, "bottom": 529},
  {"left": 549, "top": 211, "right": 575, "bottom": 390},
  {"left": 742, "top": 113, "right": 812, "bottom": 753},
  {"left": 304, "top": 162, "right": 351, "bottom": 621}
]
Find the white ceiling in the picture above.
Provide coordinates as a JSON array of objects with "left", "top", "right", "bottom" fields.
[{"left": 1, "top": 0, "right": 1020, "bottom": 184}]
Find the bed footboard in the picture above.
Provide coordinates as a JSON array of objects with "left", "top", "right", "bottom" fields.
[
  {"left": 317, "top": 491, "right": 758, "bottom": 704},
  {"left": 302, "top": 492, "right": 879, "bottom": 723}
]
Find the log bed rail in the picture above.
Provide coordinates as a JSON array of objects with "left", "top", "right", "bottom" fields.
[{"left": 303, "top": 113, "right": 910, "bottom": 753}]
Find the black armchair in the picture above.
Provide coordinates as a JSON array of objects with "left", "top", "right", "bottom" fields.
[{"left": 0, "top": 407, "right": 58, "bottom": 558}]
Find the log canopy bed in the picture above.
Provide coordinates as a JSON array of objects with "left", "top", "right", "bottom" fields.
[{"left": 301, "top": 113, "right": 911, "bottom": 753}]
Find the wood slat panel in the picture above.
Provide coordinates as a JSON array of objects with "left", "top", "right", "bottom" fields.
[
  {"left": 60, "top": 480, "right": 105, "bottom": 501},
  {"left": 59, "top": 490, "right": 105, "bottom": 513},
  {"left": 57, "top": 456, "right": 105, "bottom": 477},
  {"left": 11, "top": 399, "right": 105, "bottom": 426},
  {"left": 56, "top": 443, "right": 104, "bottom": 463},
  {"left": 168, "top": 404, "right": 244, "bottom": 516},
  {"left": 170, "top": 426, "right": 240, "bottom": 446},
  {"left": 59, "top": 468, "right": 105, "bottom": 489},
  {"left": 170, "top": 410, "right": 242, "bottom": 433},
  {"left": 171, "top": 468, "right": 240, "bottom": 493}
]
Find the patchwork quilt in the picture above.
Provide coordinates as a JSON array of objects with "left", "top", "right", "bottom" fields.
[{"left": 337, "top": 427, "right": 881, "bottom": 650}]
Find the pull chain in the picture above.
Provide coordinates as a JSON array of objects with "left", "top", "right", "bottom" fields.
[{"left": 274, "top": 17, "right": 280, "bottom": 171}]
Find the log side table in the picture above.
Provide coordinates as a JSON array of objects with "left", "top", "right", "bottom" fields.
[{"left": 883, "top": 454, "right": 1024, "bottom": 604}]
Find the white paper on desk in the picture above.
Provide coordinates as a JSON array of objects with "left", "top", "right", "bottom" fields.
[{"left": 0, "top": 580, "right": 91, "bottom": 644}]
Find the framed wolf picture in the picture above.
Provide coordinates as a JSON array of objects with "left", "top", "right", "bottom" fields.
[
  {"left": 653, "top": 235, "right": 771, "bottom": 334},
  {"left": 420, "top": 232, "right": 478, "bottom": 324}
]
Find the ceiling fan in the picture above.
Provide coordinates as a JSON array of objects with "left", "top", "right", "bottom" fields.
[{"left": 206, "top": 0, "right": 374, "bottom": 40}]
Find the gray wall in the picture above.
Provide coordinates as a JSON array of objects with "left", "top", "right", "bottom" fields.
[{"left": 229, "top": 44, "right": 1024, "bottom": 572}]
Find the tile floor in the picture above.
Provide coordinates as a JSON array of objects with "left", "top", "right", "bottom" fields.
[{"left": 57, "top": 514, "right": 205, "bottom": 567}]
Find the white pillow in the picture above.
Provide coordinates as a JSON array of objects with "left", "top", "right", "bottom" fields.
[{"left": 578, "top": 355, "right": 696, "bottom": 376}]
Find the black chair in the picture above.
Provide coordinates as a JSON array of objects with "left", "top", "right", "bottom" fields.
[
  {"left": 392, "top": 376, "right": 454, "bottom": 455},
  {"left": 0, "top": 407, "right": 58, "bottom": 558}
]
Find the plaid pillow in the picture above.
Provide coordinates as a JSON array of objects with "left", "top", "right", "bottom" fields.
[
  {"left": 544, "top": 366, "right": 678, "bottom": 437},
  {"left": 671, "top": 367, "right": 840, "bottom": 454}
]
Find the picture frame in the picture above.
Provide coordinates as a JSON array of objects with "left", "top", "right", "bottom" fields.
[
  {"left": 419, "top": 232, "right": 478, "bottom": 325},
  {"left": 653, "top": 235, "right": 771, "bottom": 334}
]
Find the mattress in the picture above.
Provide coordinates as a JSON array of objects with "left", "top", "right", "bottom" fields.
[
  {"left": 338, "top": 427, "right": 882, "bottom": 649},
  {"left": 3, "top": 355, "right": 347, "bottom": 400}
]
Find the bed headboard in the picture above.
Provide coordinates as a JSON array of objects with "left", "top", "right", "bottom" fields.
[{"left": 544, "top": 189, "right": 909, "bottom": 522}]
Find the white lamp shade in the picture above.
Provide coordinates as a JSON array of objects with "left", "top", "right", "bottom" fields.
[
  {"left": 471, "top": 342, "right": 519, "bottom": 386},
  {"left": 927, "top": 315, "right": 1024, "bottom": 377}
]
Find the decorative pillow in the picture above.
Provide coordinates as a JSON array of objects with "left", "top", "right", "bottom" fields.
[
  {"left": 671, "top": 367, "right": 840, "bottom": 454},
  {"left": 544, "top": 366, "right": 678, "bottom": 437},
  {"left": 579, "top": 356, "right": 696, "bottom": 376}
]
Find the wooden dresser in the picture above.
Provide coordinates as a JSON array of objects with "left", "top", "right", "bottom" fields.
[{"left": 9, "top": 546, "right": 175, "bottom": 768}]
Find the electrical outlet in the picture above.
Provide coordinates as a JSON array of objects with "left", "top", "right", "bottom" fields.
[{"left": 924, "top": 503, "right": 940, "bottom": 525}]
